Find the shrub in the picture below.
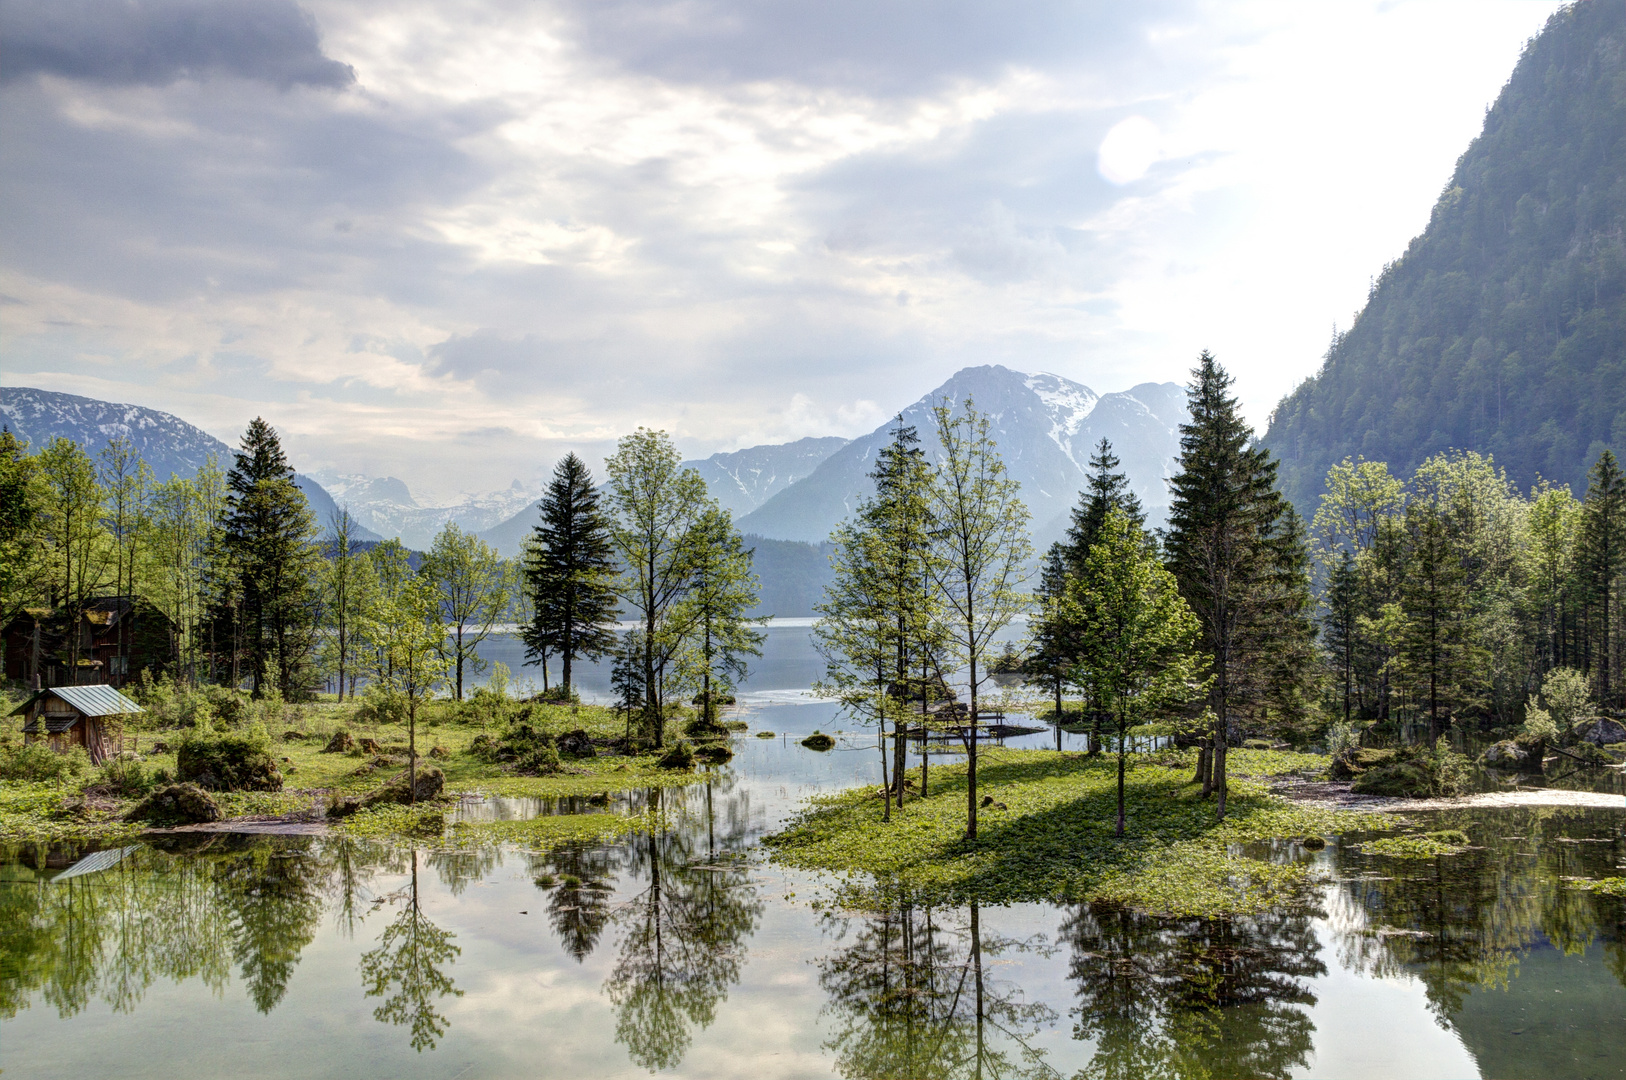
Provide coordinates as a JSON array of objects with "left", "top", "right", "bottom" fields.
[
  {"left": 176, "top": 728, "right": 283, "bottom": 792},
  {"left": 0, "top": 742, "right": 91, "bottom": 783},
  {"left": 657, "top": 740, "right": 695, "bottom": 769},
  {"left": 1350, "top": 746, "right": 1472, "bottom": 798},
  {"left": 95, "top": 756, "right": 156, "bottom": 797},
  {"left": 355, "top": 683, "right": 409, "bottom": 726},
  {"left": 125, "top": 782, "right": 221, "bottom": 825}
]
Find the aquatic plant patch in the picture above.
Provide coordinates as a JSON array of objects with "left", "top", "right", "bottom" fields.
[
  {"left": 1562, "top": 875, "right": 1626, "bottom": 897},
  {"left": 763, "top": 748, "right": 1390, "bottom": 918},
  {"left": 1357, "top": 833, "right": 1471, "bottom": 859}
]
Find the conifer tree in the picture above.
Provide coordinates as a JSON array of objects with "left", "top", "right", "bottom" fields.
[
  {"left": 1062, "top": 438, "right": 1146, "bottom": 572},
  {"left": 1322, "top": 549, "right": 1360, "bottom": 727},
  {"left": 674, "top": 507, "right": 763, "bottom": 726},
  {"left": 1397, "top": 501, "right": 1478, "bottom": 744},
  {"left": 1577, "top": 450, "right": 1625, "bottom": 706},
  {"left": 1163, "top": 352, "right": 1311, "bottom": 819},
  {"left": 524, "top": 452, "right": 620, "bottom": 697},
  {"left": 221, "top": 418, "right": 320, "bottom": 697},
  {"left": 0, "top": 429, "right": 41, "bottom": 629}
]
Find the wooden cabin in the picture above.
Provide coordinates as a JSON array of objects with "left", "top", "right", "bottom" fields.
[
  {"left": 3, "top": 597, "right": 173, "bottom": 690},
  {"left": 12, "top": 685, "right": 144, "bottom": 764}
]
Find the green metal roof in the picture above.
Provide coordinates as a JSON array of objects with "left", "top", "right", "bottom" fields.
[{"left": 9, "top": 684, "right": 144, "bottom": 718}]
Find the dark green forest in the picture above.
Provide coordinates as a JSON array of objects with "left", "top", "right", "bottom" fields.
[{"left": 1264, "top": 0, "right": 1626, "bottom": 511}]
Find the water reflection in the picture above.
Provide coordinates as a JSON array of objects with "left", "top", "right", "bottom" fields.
[
  {"left": 1063, "top": 905, "right": 1323, "bottom": 1080},
  {"left": 818, "top": 903, "right": 1058, "bottom": 1080},
  {"left": 359, "top": 849, "right": 461, "bottom": 1051}
]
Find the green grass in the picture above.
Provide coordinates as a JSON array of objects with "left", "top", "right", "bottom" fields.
[
  {"left": 763, "top": 747, "right": 1390, "bottom": 918},
  {"left": 0, "top": 781, "right": 143, "bottom": 844}
]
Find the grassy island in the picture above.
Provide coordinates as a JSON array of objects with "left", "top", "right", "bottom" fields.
[{"left": 764, "top": 747, "right": 1392, "bottom": 918}]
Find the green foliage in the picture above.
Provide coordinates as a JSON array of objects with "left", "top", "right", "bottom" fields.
[
  {"left": 94, "top": 755, "right": 157, "bottom": 797},
  {"left": 1358, "top": 833, "right": 1470, "bottom": 859},
  {"left": 423, "top": 522, "right": 510, "bottom": 700},
  {"left": 175, "top": 726, "right": 284, "bottom": 792},
  {"left": 354, "top": 682, "right": 409, "bottom": 726},
  {"left": 1565, "top": 876, "right": 1626, "bottom": 898},
  {"left": 0, "top": 741, "right": 90, "bottom": 783},
  {"left": 764, "top": 748, "right": 1385, "bottom": 917},
  {"left": 1348, "top": 746, "right": 1472, "bottom": 798},
  {"left": 1265, "top": 3, "right": 1626, "bottom": 505}
]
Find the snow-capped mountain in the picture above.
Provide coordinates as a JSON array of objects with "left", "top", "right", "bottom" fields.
[
  {"left": 312, "top": 472, "right": 541, "bottom": 551},
  {"left": 735, "top": 366, "right": 1185, "bottom": 545},
  {"left": 0, "top": 386, "right": 370, "bottom": 538},
  {"left": 684, "top": 436, "right": 849, "bottom": 517}
]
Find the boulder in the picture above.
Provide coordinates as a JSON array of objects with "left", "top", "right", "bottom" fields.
[
  {"left": 1572, "top": 717, "right": 1626, "bottom": 747},
  {"left": 126, "top": 783, "right": 221, "bottom": 825},
  {"left": 1481, "top": 740, "right": 1529, "bottom": 769},
  {"left": 1329, "top": 747, "right": 1395, "bottom": 781},
  {"left": 322, "top": 731, "right": 355, "bottom": 753},
  {"left": 657, "top": 740, "right": 696, "bottom": 769},
  {"left": 557, "top": 729, "right": 596, "bottom": 759},
  {"left": 428, "top": 745, "right": 451, "bottom": 760},
  {"left": 367, "top": 765, "right": 446, "bottom": 807},
  {"left": 282, "top": 730, "right": 306, "bottom": 741},
  {"left": 176, "top": 735, "right": 283, "bottom": 792}
]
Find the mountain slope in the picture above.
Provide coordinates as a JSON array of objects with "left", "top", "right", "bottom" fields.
[
  {"left": 737, "top": 366, "right": 1184, "bottom": 544},
  {"left": 0, "top": 387, "right": 373, "bottom": 539},
  {"left": 315, "top": 472, "right": 538, "bottom": 550},
  {"left": 686, "top": 436, "right": 849, "bottom": 517},
  {"left": 1263, "top": 0, "right": 1626, "bottom": 508}
]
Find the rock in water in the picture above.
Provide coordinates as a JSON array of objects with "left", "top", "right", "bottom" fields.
[
  {"left": 322, "top": 731, "right": 356, "bottom": 753},
  {"left": 1572, "top": 717, "right": 1626, "bottom": 747},
  {"left": 800, "top": 733, "right": 835, "bottom": 752},
  {"left": 1481, "top": 740, "right": 1529, "bottom": 768},
  {"left": 126, "top": 783, "right": 221, "bottom": 825}
]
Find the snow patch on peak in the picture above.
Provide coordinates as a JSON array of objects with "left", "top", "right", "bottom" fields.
[{"left": 1024, "top": 372, "right": 1099, "bottom": 469}]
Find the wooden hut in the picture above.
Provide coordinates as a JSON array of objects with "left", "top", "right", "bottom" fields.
[{"left": 12, "top": 685, "right": 144, "bottom": 764}]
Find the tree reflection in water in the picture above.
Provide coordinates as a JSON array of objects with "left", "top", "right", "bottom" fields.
[
  {"left": 818, "top": 902, "right": 1058, "bottom": 1080},
  {"left": 359, "top": 847, "right": 462, "bottom": 1052},
  {"left": 1062, "top": 904, "right": 1324, "bottom": 1080},
  {"left": 604, "top": 780, "right": 764, "bottom": 1071}
]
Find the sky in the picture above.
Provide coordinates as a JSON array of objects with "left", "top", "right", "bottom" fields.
[{"left": 0, "top": 0, "right": 1563, "bottom": 504}]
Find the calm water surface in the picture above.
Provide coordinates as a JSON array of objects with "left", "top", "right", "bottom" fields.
[{"left": 4, "top": 624, "right": 1624, "bottom": 1079}]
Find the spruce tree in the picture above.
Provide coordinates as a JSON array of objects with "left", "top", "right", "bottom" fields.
[
  {"left": 1577, "top": 450, "right": 1625, "bottom": 707},
  {"left": 1062, "top": 438, "right": 1146, "bottom": 572},
  {"left": 524, "top": 453, "right": 621, "bottom": 696},
  {"left": 1397, "top": 501, "right": 1478, "bottom": 744},
  {"left": 1163, "top": 352, "right": 1311, "bottom": 819},
  {"left": 1322, "top": 549, "right": 1360, "bottom": 727},
  {"left": 221, "top": 418, "right": 320, "bottom": 697}
]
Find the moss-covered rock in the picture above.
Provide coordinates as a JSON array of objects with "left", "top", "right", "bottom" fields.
[
  {"left": 1480, "top": 740, "right": 1530, "bottom": 769},
  {"left": 331, "top": 766, "right": 446, "bottom": 817},
  {"left": 557, "top": 729, "right": 596, "bottom": 759},
  {"left": 694, "top": 743, "right": 734, "bottom": 764},
  {"left": 1350, "top": 747, "right": 1472, "bottom": 798},
  {"left": 656, "top": 740, "right": 696, "bottom": 770},
  {"left": 801, "top": 732, "right": 836, "bottom": 752},
  {"left": 321, "top": 731, "right": 355, "bottom": 753},
  {"left": 1328, "top": 746, "right": 1394, "bottom": 780},
  {"left": 125, "top": 783, "right": 221, "bottom": 825},
  {"left": 1572, "top": 717, "right": 1626, "bottom": 747},
  {"left": 176, "top": 734, "right": 283, "bottom": 792}
]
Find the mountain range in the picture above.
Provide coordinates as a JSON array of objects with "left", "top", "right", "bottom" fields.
[
  {"left": 1263, "top": 1, "right": 1626, "bottom": 509},
  {"left": 0, "top": 387, "right": 379, "bottom": 541}
]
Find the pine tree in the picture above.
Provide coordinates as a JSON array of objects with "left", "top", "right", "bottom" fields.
[
  {"left": 1026, "top": 543, "right": 1075, "bottom": 749},
  {"left": 1322, "top": 549, "right": 1360, "bottom": 727},
  {"left": 1062, "top": 438, "right": 1146, "bottom": 573},
  {"left": 673, "top": 507, "right": 764, "bottom": 726},
  {"left": 1163, "top": 352, "right": 1311, "bottom": 819},
  {"left": 221, "top": 418, "right": 320, "bottom": 697},
  {"left": 1577, "top": 450, "right": 1625, "bottom": 707},
  {"left": 524, "top": 453, "right": 620, "bottom": 697},
  {"left": 1397, "top": 501, "right": 1478, "bottom": 744}
]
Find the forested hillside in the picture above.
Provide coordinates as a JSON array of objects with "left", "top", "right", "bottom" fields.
[{"left": 1264, "top": 0, "right": 1626, "bottom": 510}]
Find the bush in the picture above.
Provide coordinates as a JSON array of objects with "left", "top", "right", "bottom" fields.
[
  {"left": 95, "top": 756, "right": 156, "bottom": 797},
  {"left": 176, "top": 727, "right": 283, "bottom": 792},
  {"left": 657, "top": 739, "right": 695, "bottom": 769},
  {"left": 355, "top": 683, "right": 409, "bottom": 727},
  {"left": 0, "top": 742, "right": 91, "bottom": 783},
  {"left": 801, "top": 733, "right": 836, "bottom": 752},
  {"left": 469, "top": 722, "right": 562, "bottom": 773}
]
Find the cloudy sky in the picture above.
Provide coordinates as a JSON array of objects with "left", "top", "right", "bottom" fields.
[{"left": 1, "top": 0, "right": 1561, "bottom": 502}]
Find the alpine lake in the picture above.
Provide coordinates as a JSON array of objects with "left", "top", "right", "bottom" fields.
[{"left": 4, "top": 621, "right": 1624, "bottom": 1079}]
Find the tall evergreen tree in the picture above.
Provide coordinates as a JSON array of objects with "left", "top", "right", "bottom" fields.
[
  {"left": 221, "top": 418, "right": 320, "bottom": 697},
  {"left": 1397, "top": 502, "right": 1478, "bottom": 744},
  {"left": 524, "top": 453, "right": 620, "bottom": 696},
  {"left": 1577, "top": 450, "right": 1625, "bottom": 707},
  {"left": 1322, "top": 549, "right": 1360, "bottom": 727},
  {"left": 1163, "top": 352, "right": 1311, "bottom": 819},
  {"left": 1062, "top": 438, "right": 1146, "bottom": 572}
]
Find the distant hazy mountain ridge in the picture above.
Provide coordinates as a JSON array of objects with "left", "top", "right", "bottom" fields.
[
  {"left": 685, "top": 436, "right": 849, "bottom": 517},
  {"left": 0, "top": 386, "right": 373, "bottom": 539},
  {"left": 314, "top": 471, "right": 540, "bottom": 551}
]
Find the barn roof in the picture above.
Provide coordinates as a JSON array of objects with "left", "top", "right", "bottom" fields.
[{"left": 10, "top": 684, "right": 144, "bottom": 719}]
